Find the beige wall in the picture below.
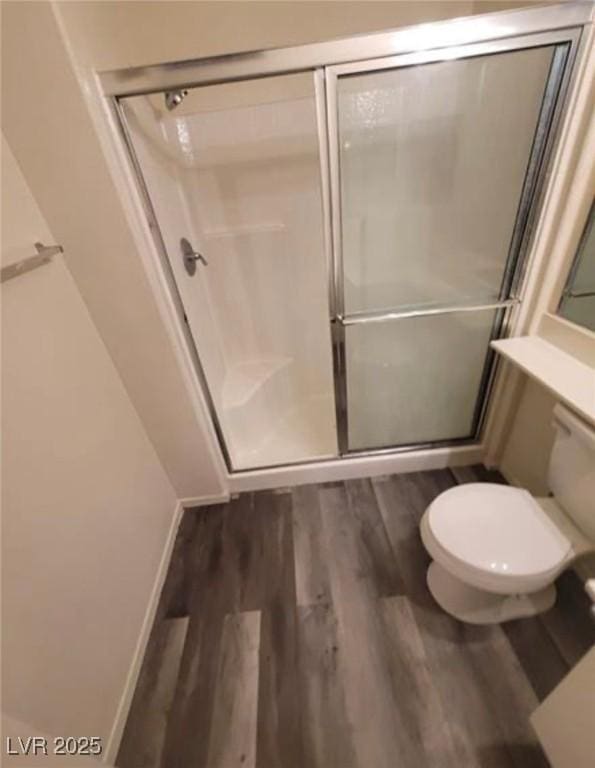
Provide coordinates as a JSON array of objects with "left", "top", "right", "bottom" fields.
[
  {"left": 54, "top": 1, "right": 550, "bottom": 71},
  {"left": 1, "top": 134, "right": 176, "bottom": 755},
  {"left": 2, "top": 1, "right": 228, "bottom": 501},
  {"left": 56, "top": 0, "right": 476, "bottom": 70}
]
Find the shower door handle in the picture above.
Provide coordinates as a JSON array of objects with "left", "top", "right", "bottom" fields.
[{"left": 181, "top": 237, "right": 208, "bottom": 276}]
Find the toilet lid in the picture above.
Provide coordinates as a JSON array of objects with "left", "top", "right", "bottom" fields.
[{"left": 427, "top": 484, "right": 571, "bottom": 577}]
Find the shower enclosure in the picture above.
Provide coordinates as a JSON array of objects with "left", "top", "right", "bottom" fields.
[{"left": 105, "top": 3, "right": 588, "bottom": 471}]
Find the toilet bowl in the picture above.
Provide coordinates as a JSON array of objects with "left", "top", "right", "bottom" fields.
[{"left": 420, "top": 404, "right": 595, "bottom": 624}]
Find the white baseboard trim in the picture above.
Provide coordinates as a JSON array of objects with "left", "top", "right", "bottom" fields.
[
  {"left": 179, "top": 491, "right": 230, "bottom": 508},
  {"left": 103, "top": 501, "right": 184, "bottom": 765},
  {"left": 229, "top": 444, "right": 483, "bottom": 493}
]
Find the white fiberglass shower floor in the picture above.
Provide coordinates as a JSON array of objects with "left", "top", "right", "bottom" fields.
[{"left": 231, "top": 393, "right": 337, "bottom": 470}]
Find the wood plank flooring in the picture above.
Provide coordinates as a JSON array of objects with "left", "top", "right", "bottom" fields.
[{"left": 117, "top": 467, "right": 595, "bottom": 768}]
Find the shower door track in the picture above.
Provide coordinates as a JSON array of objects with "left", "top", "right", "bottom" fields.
[{"left": 103, "top": 2, "right": 591, "bottom": 474}]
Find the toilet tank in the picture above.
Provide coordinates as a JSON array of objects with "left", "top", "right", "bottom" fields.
[{"left": 549, "top": 404, "right": 595, "bottom": 542}]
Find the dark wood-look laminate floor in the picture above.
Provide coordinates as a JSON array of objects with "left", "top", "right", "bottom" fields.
[{"left": 117, "top": 467, "right": 595, "bottom": 768}]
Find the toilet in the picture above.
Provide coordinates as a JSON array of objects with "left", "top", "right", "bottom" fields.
[{"left": 421, "top": 404, "right": 595, "bottom": 624}]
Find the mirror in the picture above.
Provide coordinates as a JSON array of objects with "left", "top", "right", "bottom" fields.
[{"left": 558, "top": 201, "right": 595, "bottom": 332}]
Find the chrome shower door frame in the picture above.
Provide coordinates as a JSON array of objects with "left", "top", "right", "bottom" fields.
[
  {"left": 102, "top": 2, "right": 591, "bottom": 471},
  {"left": 323, "top": 26, "right": 582, "bottom": 455}
]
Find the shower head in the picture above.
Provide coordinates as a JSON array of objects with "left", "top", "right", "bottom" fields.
[{"left": 164, "top": 89, "right": 188, "bottom": 111}]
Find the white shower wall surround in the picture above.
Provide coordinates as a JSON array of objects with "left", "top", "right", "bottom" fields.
[{"left": 111, "top": 4, "right": 589, "bottom": 472}]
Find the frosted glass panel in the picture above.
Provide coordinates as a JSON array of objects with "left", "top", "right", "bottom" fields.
[
  {"left": 338, "top": 47, "right": 555, "bottom": 314},
  {"left": 346, "top": 311, "right": 497, "bottom": 450},
  {"left": 122, "top": 74, "right": 337, "bottom": 469}
]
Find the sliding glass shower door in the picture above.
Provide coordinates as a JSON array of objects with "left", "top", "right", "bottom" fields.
[
  {"left": 327, "top": 40, "right": 569, "bottom": 452},
  {"left": 120, "top": 74, "right": 338, "bottom": 470}
]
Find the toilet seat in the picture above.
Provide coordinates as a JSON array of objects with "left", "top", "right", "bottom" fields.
[{"left": 421, "top": 483, "right": 572, "bottom": 594}]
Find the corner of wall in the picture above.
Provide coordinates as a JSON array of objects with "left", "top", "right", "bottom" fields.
[{"left": 2, "top": 0, "right": 229, "bottom": 501}]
